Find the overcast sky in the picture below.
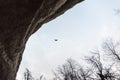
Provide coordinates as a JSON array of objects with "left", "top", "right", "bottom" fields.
[{"left": 17, "top": 0, "right": 120, "bottom": 79}]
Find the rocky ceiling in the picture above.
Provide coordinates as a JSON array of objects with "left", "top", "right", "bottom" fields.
[{"left": 0, "top": 0, "right": 84, "bottom": 80}]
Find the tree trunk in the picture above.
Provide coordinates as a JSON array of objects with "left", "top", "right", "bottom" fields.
[{"left": 0, "top": 0, "right": 83, "bottom": 80}]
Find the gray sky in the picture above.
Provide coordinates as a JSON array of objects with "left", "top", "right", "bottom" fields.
[{"left": 17, "top": 0, "right": 120, "bottom": 79}]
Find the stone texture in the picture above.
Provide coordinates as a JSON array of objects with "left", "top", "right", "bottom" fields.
[{"left": 0, "top": 0, "right": 83, "bottom": 80}]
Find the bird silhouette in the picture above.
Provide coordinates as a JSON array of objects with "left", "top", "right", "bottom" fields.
[{"left": 54, "top": 39, "right": 58, "bottom": 41}]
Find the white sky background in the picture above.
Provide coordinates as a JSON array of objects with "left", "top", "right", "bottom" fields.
[{"left": 17, "top": 0, "right": 120, "bottom": 79}]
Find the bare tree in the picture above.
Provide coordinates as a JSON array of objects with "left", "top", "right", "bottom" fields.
[
  {"left": 24, "top": 68, "right": 34, "bottom": 80},
  {"left": 54, "top": 40, "right": 120, "bottom": 80},
  {"left": 102, "top": 39, "right": 120, "bottom": 62},
  {"left": 23, "top": 68, "right": 47, "bottom": 80},
  {"left": 86, "top": 50, "right": 116, "bottom": 80},
  {"left": 22, "top": 39, "right": 120, "bottom": 80},
  {"left": 54, "top": 58, "right": 92, "bottom": 80},
  {"left": 77, "top": 66, "right": 93, "bottom": 80},
  {"left": 56, "top": 59, "right": 79, "bottom": 80}
]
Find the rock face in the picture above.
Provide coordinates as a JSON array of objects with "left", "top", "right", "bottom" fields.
[{"left": 0, "top": 0, "right": 83, "bottom": 80}]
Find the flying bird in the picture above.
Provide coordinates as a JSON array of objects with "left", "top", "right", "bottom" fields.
[{"left": 54, "top": 39, "right": 58, "bottom": 41}]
